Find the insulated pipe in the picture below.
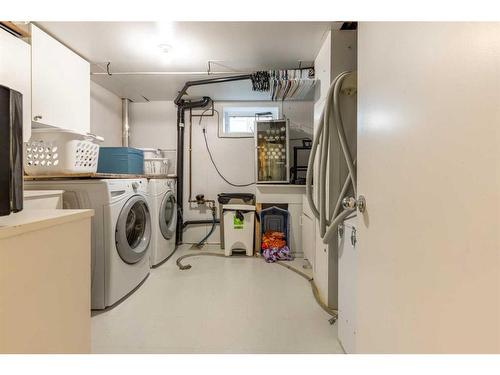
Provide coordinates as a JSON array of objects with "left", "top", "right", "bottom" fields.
[{"left": 121, "top": 98, "right": 131, "bottom": 147}]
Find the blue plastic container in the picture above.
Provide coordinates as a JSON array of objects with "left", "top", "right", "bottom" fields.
[{"left": 97, "top": 147, "right": 144, "bottom": 175}]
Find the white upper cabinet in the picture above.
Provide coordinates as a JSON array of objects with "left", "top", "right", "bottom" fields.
[
  {"left": 31, "top": 25, "right": 90, "bottom": 134},
  {"left": 0, "top": 29, "right": 31, "bottom": 141}
]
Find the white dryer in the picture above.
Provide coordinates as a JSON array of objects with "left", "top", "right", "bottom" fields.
[
  {"left": 146, "top": 178, "right": 177, "bottom": 267},
  {"left": 24, "top": 178, "right": 152, "bottom": 309}
]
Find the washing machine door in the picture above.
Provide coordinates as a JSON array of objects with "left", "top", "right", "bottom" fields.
[
  {"left": 115, "top": 195, "right": 151, "bottom": 264},
  {"left": 159, "top": 190, "right": 176, "bottom": 240}
]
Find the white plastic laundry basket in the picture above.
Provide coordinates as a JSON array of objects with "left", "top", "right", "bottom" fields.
[
  {"left": 144, "top": 158, "right": 170, "bottom": 175},
  {"left": 139, "top": 148, "right": 171, "bottom": 175},
  {"left": 25, "top": 128, "right": 102, "bottom": 175}
]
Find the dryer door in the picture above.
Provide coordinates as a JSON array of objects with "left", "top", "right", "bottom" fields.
[
  {"left": 159, "top": 190, "right": 176, "bottom": 240},
  {"left": 115, "top": 195, "right": 151, "bottom": 264}
]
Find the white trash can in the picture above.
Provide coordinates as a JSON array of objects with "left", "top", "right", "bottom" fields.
[{"left": 222, "top": 204, "right": 255, "bottom": 257}]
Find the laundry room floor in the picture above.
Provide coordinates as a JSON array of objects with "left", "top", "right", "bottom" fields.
[{"left": 91, "top": 244, "right": 344, "bottom": 354}]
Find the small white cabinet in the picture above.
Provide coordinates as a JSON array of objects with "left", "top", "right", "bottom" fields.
[
  {"left": 301, "top": 193, "right": 316, "bottom": 270},
  {"left": 0, "top": 29, "right": 31, "bottom": 141},
  {"left": 0, "top": 209, "right": 93, "bottom": 353},
  {"left": 31, "top": 25, "right": 90, "bottom": 133}
]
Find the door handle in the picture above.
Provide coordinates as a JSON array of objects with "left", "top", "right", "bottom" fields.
[
  {"left": 33, "top": 115, "right": 42, "bottom": 121},
  {"left": 342, "top": 195, "right": 366, "bottom": 213}
]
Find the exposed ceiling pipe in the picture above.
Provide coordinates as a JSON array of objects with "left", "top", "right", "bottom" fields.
[
  {"left": 121, "top": 98, "right": 131, "bottom": 147},
  {"left": 92, "top": 71, "right": 251, "bottom": 76},
  {"left": 91, "top": 67, "right": 314, "bottom": 77}
]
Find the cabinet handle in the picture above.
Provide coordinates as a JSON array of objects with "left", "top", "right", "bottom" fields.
[{"left": 33, "top": 115, "right": 43, "bottom": 121}]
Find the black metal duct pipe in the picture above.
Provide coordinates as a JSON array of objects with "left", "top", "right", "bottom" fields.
[
  {"left": 174, "top": 74, "right": 252, "bottom": 244},
  {"left": 175, "top": 96, "right": 211, "bottom": 243}
]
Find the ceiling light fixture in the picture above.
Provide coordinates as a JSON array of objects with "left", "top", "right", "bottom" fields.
[
  {"left": 158, "top": 43, "right": 173, "bottom": 64},
  {"left": 158, "top": 43, "right": 173, "bottom": 54}
]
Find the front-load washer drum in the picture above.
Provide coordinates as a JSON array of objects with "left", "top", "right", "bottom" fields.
[
  {"left": 115, "top": 195, "right": 151, "bottom": 264},
  {"left": 159, "top": 191, "right": 176, "bottom": 240}
]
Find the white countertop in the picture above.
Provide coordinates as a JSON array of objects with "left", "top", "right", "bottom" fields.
[
  {"left": 0, "top": 209, "right": 94, "bottom": 240},
  {"left": 256, "top": 184, "right": 306, "bottom": 188},
  {"left": 24, "top": 190, "right": 65, "bottom": 198}
]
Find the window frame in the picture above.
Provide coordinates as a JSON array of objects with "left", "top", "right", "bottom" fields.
[{"left": 220, "top": 106, "right": 280, "bottom": 138}]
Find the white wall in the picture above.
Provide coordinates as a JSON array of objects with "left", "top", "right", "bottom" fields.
[
  {"left": 129, "top": 101, "right": 177, "bottom": 150},
  {"left": 129, "top": 99, "right": 313, "bottom": 244},
  {"left": 90, "top": 81, "right": 122, "bottom": 146}
]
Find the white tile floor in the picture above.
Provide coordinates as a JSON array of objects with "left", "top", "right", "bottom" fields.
[{"left": 91, "top": 244, "right": 344, "bottom": 354}]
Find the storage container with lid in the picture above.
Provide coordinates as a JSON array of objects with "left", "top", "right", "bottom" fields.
[{"left": 97, "top": 147, "right": 144, "bottom": 175}]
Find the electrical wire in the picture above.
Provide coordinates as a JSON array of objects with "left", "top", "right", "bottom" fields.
[{"left": 202, "top": 128, "right": 255, "bottom": 187}]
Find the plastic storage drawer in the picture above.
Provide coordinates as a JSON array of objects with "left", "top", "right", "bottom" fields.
[{"left": 97, "top": 147, "right": 144, "bottom": 175}]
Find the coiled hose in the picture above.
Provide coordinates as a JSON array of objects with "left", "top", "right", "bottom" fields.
[
  {"left": 305, "top": 71, "right": 357, "bottom": 244},
  {"left": 176, "top": 253, "right": 338, "bottom": 324}
]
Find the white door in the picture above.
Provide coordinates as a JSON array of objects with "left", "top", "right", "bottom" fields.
[
  {"left": 31, "top": 25, "right": 90, "bottom": 133},
  {"left": 356, "top": 22, "right": 500, "bottom": 353}
]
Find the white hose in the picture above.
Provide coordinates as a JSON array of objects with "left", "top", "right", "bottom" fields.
[
  {"left": 306, "top": 73, "right": 342, "bottom": 222},
  {"left": 305, "top": 70, "right": 356, "bottom": 244}
]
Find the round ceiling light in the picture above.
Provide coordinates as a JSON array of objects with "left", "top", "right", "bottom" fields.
[{"left": 158, "top": 43, "right": 173, "bottom": 54}]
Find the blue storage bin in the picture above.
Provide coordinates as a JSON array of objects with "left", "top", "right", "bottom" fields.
[{"left": 97, "top": 147, "right": 144, "bottom": 175}]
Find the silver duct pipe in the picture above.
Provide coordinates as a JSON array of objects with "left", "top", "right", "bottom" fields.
[{"left": 121, "top": 98, "right": 130, "bottom": 147}]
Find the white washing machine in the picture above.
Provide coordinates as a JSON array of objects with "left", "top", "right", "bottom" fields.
[
  {"left": 25, "top": 178, "right": 152, "bottom": 309},
  {"left": 146, "top": 178, "right": 177, "bottom": 267}
]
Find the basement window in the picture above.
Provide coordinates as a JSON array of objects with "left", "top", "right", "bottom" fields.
[{"left": 221, "top": 106, "right": 279, "bottom": 138}]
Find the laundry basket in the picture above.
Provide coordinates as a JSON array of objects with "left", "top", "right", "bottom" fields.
[
  {"left": 25, "top": 128, "right": 102, "bottom": 175},
  {"left": 139, "top": 148, "right": 171, "bottom": 175},
  {"left": 144, "top": 158, "right": 169, "bottom": 175}
]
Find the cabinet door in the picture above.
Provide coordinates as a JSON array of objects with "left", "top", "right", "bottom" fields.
[
  {"left": 31, "top": 25, "right": 89, "bottom": 133},
  {"left": 301, "top": 212, "right": 315, "bottom": 270},
  {"left": 0, "top": 29, "right": 31, "bottom": 141}
]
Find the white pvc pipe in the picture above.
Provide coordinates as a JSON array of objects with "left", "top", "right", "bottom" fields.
[{"left": 121, "top": 98, "right": 130, "bottom": 147}]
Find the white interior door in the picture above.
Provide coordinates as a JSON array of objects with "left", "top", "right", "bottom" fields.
[{"left": 356, "top": 22, "right": 500, "bottom": 353}]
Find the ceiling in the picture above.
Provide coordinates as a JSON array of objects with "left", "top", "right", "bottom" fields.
[{"left": 36, "top": 22, "right": 336, "bottom": 102}]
